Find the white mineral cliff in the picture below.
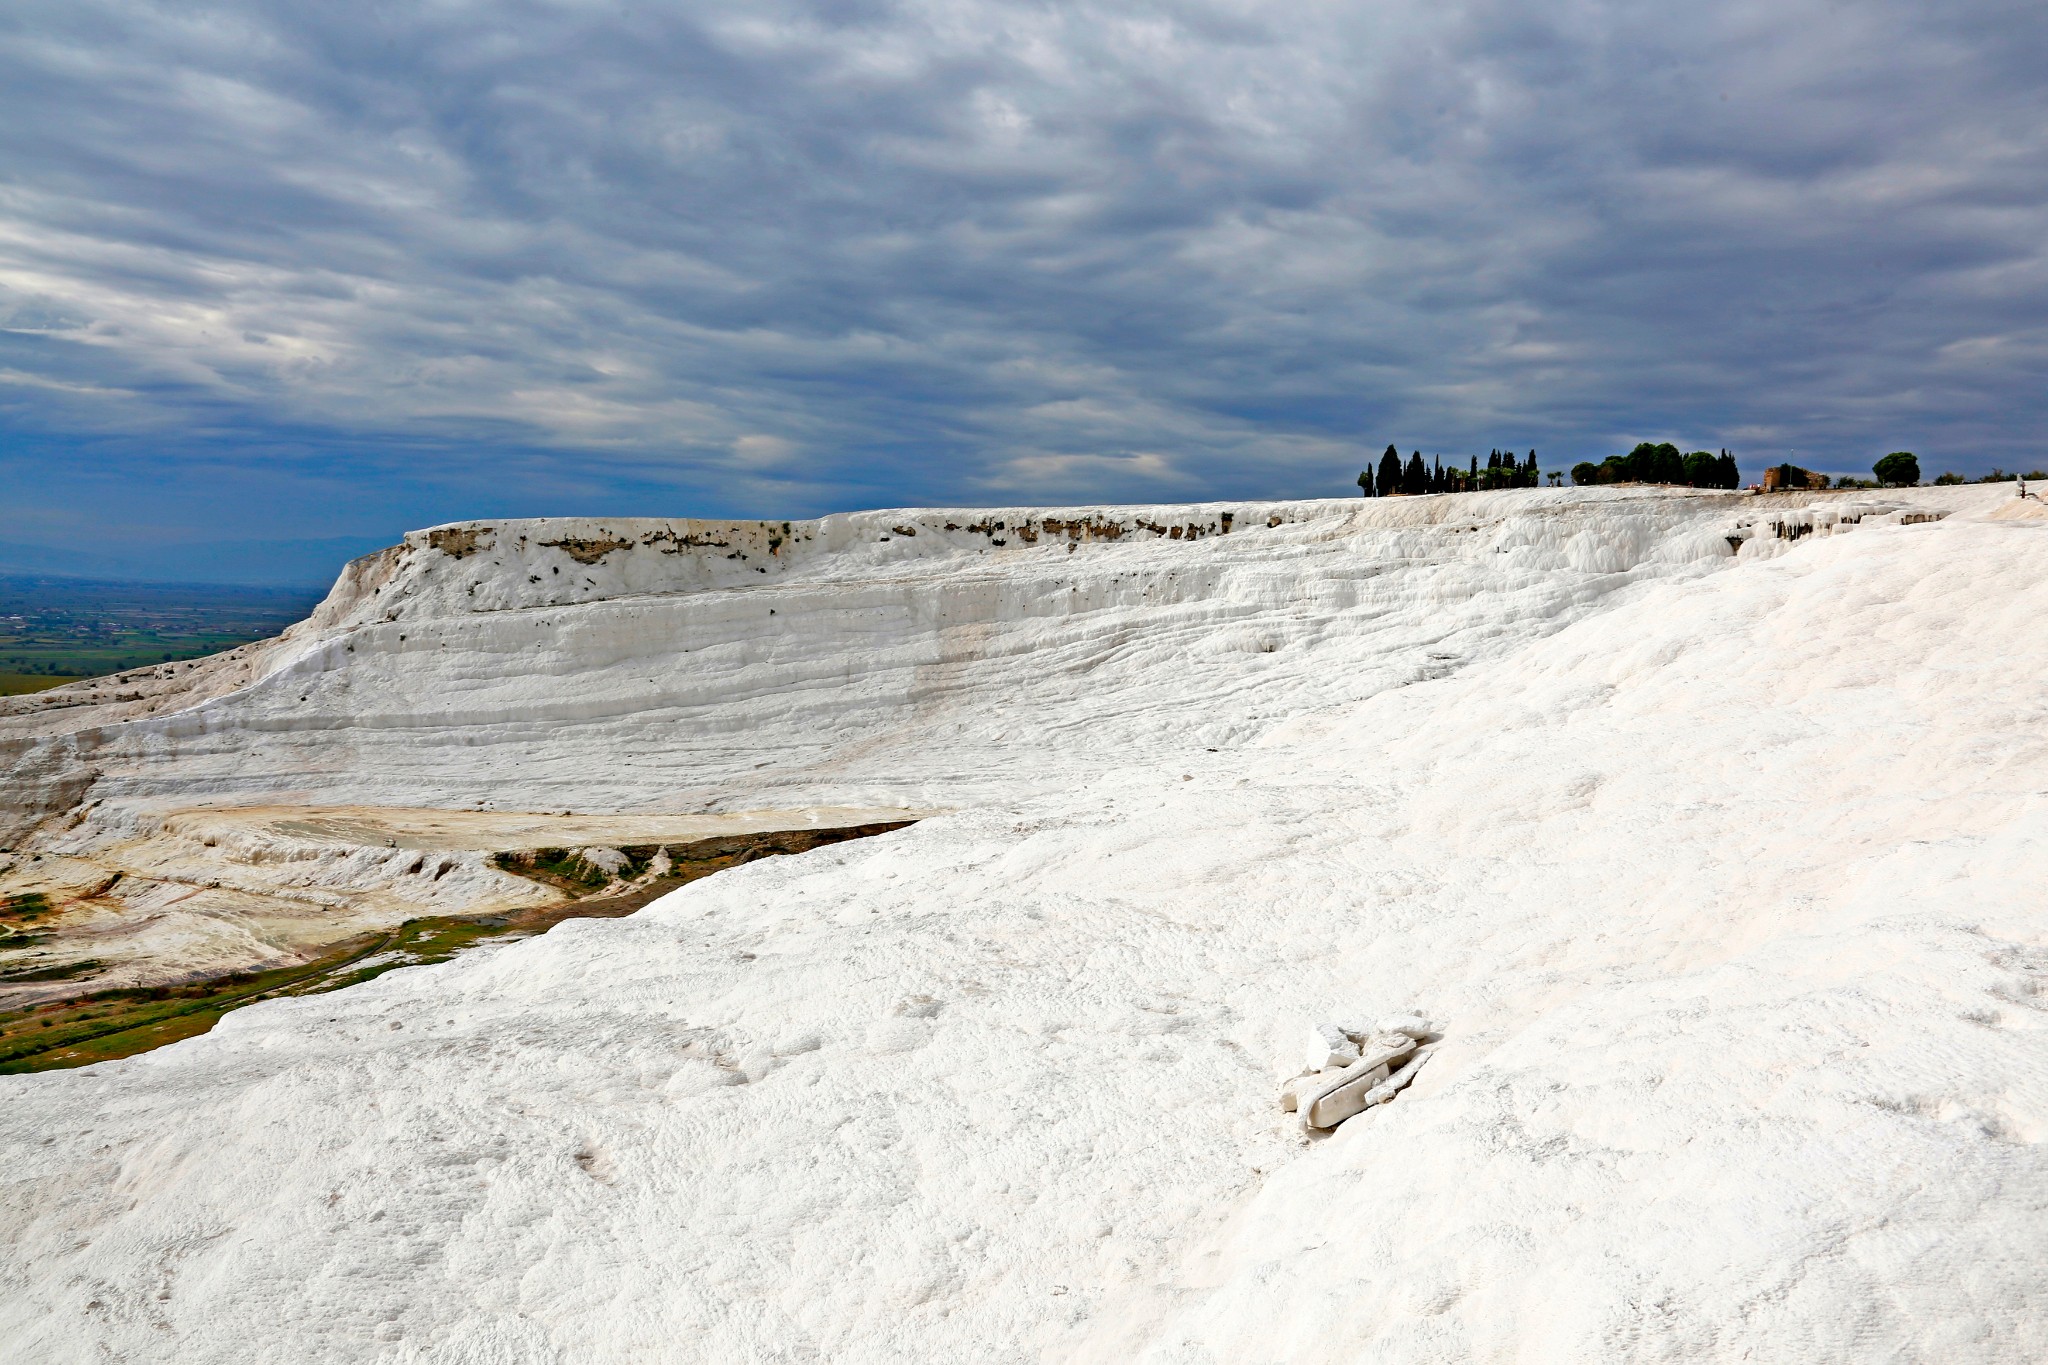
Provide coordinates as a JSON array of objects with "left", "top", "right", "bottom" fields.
[
  {"left": 1, "top": 483, "right": 2042, "bottom": 1362},
  {"left": 0, "top": 492, "right": 1757, "bottom": 837}
]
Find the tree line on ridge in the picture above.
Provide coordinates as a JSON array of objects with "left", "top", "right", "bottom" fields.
[
  {"left": 1356, "top": 441, "right": 1740, "bottom": 497},
  {"left": 1571, "top": 443, "right": 1741, "bottom": 489},
  {"left": 1357, "top": 446, "right": 1546, "bottom": 497},
  {"left": 1354, "top": 442, "right": 2043, "bottom": 499}
]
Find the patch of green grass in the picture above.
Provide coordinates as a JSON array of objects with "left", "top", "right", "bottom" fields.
[
  {"left": 0, "top": 941, "right": 387, "bottom": 1072},
  {"left": 493, "top": 846, "right": 654, "bottom": 895},
  {"left": 3, "top": 891, "right": 54, "bottom": 922},
  {"left": 0, "top": 913, "right": 537, "bottom": 1073},
  {"left": 0, "top": 673, "right": 84, "bottom": 696},
  {"left": 0, "top": 957, "right": 103, "bottom": 984},
  {"left": 1, "top": 893, "right": 58, "bottom": 948}
]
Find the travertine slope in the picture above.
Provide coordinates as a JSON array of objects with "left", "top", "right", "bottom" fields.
[{"left": 2, "top": 483, "right": 2039, "bottom": 1363}]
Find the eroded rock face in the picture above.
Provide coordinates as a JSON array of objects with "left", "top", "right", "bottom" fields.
[
  {"left": 427, "top": 526, "right": 494, "bottom": 559},
  {"left": 0, "top": 735, "right": 98, "bottom": 849},
  {"left": 0, "top": 492, "right": 1738, "bottom": 839}
]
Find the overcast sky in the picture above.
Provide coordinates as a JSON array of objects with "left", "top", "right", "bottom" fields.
[{"left": 5, "top": 0, "right": 2046, "bottom": 581}]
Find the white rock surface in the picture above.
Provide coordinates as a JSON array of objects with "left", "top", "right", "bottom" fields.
[{"left": 3, "top": 483, "right": 2045, "bottom": 1362}]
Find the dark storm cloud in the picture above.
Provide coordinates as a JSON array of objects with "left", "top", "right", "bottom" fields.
[{"left": 4, "top": 0, "right": 2047, "bottom": 572}]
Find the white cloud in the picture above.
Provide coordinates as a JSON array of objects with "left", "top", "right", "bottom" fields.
[{"left": 730, "top": 433, "right": 797, "bottom": 466}]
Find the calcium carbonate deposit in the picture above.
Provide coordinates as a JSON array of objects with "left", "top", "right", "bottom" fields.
[{"left": 2, "top": 484, "right": 2045, "bottom": 1362}]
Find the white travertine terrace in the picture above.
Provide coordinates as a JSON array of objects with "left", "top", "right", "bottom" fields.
[{"left": 2, "top": 482, "right": 2044, "bottom": 1362}]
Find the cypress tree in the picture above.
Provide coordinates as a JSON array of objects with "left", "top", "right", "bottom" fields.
[
  {"left": 1358, "top": 468, "right": 1374, "bottom": 497},
  {"left": 1404, "top": 451, "right": 1427, "bottom": 495},
  {"left": 1379, "top": 445, "right": 1402, "bottom": 496}
]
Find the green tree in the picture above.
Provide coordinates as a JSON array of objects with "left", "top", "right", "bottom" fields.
[
  {"left": 1622, "top": 441, "right": 1684, "bottom": 485},
  {"left": 1379, "top": 446, "right": 1402, "bottom": 496},
  {"left": 1358, "top": 468, "right": 1374, "bottom": 497},
  {"left": 1572, "top": 461, "right": 1600, "bottom": 486},
  {"left": 1873, "top": 452, "right": 1920, "bottom": 487},
  {"left": 1404, "top": 451, "right": 1427, "bottom": 495}
]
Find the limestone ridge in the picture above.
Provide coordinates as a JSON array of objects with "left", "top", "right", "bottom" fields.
[
  {"left": 335, "top": 506, "right": 1256, "bottom": 626},
  {"left": 0, "top": 503, "right": 1249, "bottom": 844},
  {"left": 0, "top": 487, "right": 1997, "bottom": 848}
]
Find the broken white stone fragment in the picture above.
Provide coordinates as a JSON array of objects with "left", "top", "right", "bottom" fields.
[
  {"left": 1278, "top": 1060, "right": 1378, "bottom": 1113},
  {"left": 1298, "top": 1034, "right": 1417, "bottom": 1130},
  {"left": 1360, "top": 1046, "right": 1433, "bottom": 1108},
  {"left": 1302, "top": 1022, "right": 1360, "bottom": 1074},
  {"left": 1373, "top": 1014, "right": 1433, "bottom": 1039},
  {"left": 1294, "top": 1064, "right": 1392, "bottom": 1113}
]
